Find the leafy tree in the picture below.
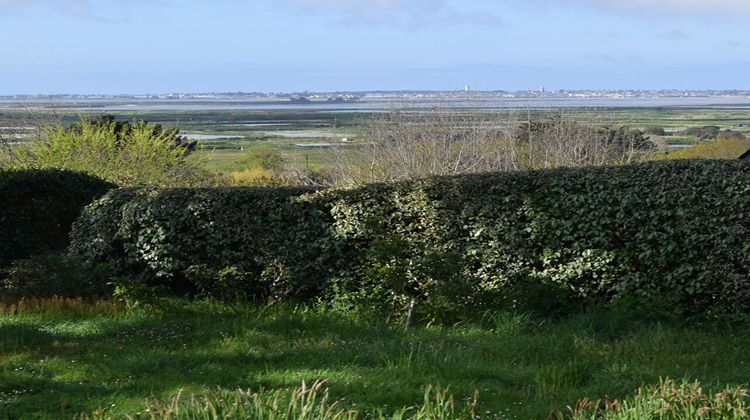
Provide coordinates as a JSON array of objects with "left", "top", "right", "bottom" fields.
[
  {"left": 598, "top": 126, "right": 655, "bottom": 158},
  {"left": 238, "top": 145, "right": 285, "bottom": 171},
  {"left": 71, "top": 114, "right": 198, "bottom": 153},
  {"left": 8, "top": 117, "right": 209, "bottom": 187}
]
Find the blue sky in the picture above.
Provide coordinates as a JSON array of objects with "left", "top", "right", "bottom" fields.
[{"left": 0, "top": 0, "right": 748, "bottom": 94}]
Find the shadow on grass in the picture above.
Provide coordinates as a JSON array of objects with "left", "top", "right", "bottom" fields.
[{"left": 2, "top": 304, "right": 750, "bottom": 418}]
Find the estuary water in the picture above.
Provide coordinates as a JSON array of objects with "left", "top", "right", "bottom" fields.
[{"left": 2, "top": 96, "right": 750, "bottom": 112}]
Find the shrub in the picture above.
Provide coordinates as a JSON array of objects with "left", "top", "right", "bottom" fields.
[
  {"left": 0, "top": 169, "right": 115, "bottom": 268},
  {"left": 70, "top": 187, "right": 332, "bottom": 299},
  {"left": 717, "top": 129, "right": 747, "bottom": 140},
  {"left": 238, "top": 144, "right": 285, "bottom": 171},
  {"left": 643, "top": 126, "right": 666, "bottom": 136},
  {"left": 228, "top": 167, "right": 278, "bottom": 186},
  {"left": 7, "top": 118, "right": 210, "bottom": 187},
  {"left": 70, "top": 160, "right": 750, "bottom": 319},
  {"left": 652, "top": 136, "right": 750, "bottom": 160},
  {"left": 679, "top": 126, "right": 722, "bottom": 140},
  {"left": 1, "top": 252, "right": 114, "bottom": 301}
]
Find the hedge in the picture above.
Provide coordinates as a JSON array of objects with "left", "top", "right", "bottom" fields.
[
  {"left": 0, "top": 169, "right": 115, "bottom": 268},
  {"left": 69, "top": 187, "right": 332, "bottom": 299},
  {"left": 70, "top": 160, "right": 750, "bottom": 316}
]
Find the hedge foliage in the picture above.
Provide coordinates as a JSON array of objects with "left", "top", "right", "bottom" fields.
[
  {"left": 70, "top": 187, "right": 332, "bottom": 299},
  {"left": 0, "top": 169, "right": 115, "bottom": 268},
  {"left": 70, "top": 160, "right": 750, "bottom": 317}
]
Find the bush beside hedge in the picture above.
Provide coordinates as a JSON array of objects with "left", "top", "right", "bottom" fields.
[
  {"left": 0, "top": 169, "right": 115, "bottom": 268},
  {"left": 1, "top": 252, "right": 115, "bottom": 301},
  {"left": 70, "top": 160, "right": 750, "bottom": 317}
]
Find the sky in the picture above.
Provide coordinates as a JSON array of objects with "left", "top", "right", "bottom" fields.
[{"left": 0, "top": 0, "right": 748, "bottom": 94}]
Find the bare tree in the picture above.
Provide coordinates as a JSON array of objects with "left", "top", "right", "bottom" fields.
[
  {"left": 0, "top": 102, "right": 59, "bottom": 165},
  {"left": 330, "top": 107, "right": 519, "bottom": 185},
  {"left": 520, "top": 111, "right": 653, "bottom": 168},
  {"left": 330, "top": 106, "right": 653, "bottom": 186}
]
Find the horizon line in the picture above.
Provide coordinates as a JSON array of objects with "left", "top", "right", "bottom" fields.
[{"left": 3, "top": 88, "right": 750, "bottom": 98}]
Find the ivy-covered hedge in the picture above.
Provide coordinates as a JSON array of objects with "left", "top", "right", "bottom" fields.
[
  {"left": 70, "top": 187, "right": 333, "bottom": 299},
  {"left": 70, "top": 160, "right": 750, "bottom": 316},
  {"left": 0, "top": 169, "right": 115, "bottom": 268}
]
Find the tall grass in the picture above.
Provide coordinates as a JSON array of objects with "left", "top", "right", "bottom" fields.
[
  {"left": 3, "top": 298, "right": 750, "bottom": 418},
  {"left": 80, "top": 381, "right": 477, "bottom": 420},
  {"left": 562, "top": 378, "right": 749, "bottom": 419},
  {"left": 80, "top": 379, "right": 750, "bottom": 419}
]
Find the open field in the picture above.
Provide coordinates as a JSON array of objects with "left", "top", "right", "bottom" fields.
[
  {"left": 3, "top": 106, "right": 750, "bottom": 174},
  {"left": 2, "top": 299, "right": 750, "bottom": 418}
]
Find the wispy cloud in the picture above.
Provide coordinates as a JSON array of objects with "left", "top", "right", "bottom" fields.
[
  {"left": 581, "top": 53, "right": 642, "bottom": 64},
  {"left": 0, "top": 0, "right": 503, "bottom": 26},
  {"left": 0, "top": 0, "right": 101, "bottom": 8},
  {"left": 591, "top": 0, "right": 750, "bottom": 15},
  {"left": 0, "top": 0, "right": 161, "bottom": 18},
  {"left": 275, "top": 0, "right": 505, "bottom": 27},
  {"left": 0, "top": 0, "right": 155, "bottom": 5},
  {"left": 279, "top": 0, "right": 446, "bottom": 14},
  {"left": 273, "top": 0, "right": 750, "bottom": 27},
  {"left": 583, "top": 53, "right": 619, "bottom": 62},
  {"left": 658, "top": 29, "right": 687, "bottom": 40},
  {"left": 514, "top": 0, "right": 750, "bottom": 16}
]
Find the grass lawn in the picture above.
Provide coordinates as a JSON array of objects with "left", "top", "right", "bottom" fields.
[{"left": 2, "top": 298, "right": 750, "bottom": 418}]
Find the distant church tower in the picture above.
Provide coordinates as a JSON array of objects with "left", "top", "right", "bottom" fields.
[{"left": 540, "top": 84, "right": 545, "bottom": 96}]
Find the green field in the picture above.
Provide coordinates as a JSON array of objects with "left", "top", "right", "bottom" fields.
[
  {"left": 2, "top": 299, "right": 750, "bottom": 419},
  {"left": 4, "top": 107, "right": 750, "bottom": 174}
]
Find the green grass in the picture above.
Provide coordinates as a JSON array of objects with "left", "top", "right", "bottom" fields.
[
  {"left": 2, "top": 298, "right": 750, "bottom": 418},
  {"left": 199, "top": 142, "right": 344, "bottom": 174}
]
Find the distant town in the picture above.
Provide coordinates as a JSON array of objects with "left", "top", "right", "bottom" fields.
[{"left": 2, "top": 89, "right": 750, "bottom": 103}]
